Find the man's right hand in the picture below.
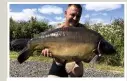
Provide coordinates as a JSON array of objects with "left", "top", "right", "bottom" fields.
[
  {"left": 41, "top": 48, "right": 53, "bottom": 57},
  {"left": 41, "top": 48, "right": 65, "bottom": 64}
]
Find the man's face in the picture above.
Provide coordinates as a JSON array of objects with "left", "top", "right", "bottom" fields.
[{"left": 65, "top": 5, "right": 81, "bottom": 26}]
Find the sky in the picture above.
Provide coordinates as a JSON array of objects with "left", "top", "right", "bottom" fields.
[{"left": 9, "top": 3, "right": 124, "bottom": 25}]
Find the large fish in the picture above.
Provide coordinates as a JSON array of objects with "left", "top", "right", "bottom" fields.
[{"left": 17, "top": 27, "right": 116, "bottom": 64}]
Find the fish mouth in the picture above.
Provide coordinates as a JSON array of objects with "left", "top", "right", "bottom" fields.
[{"left": 98, "top": 39, "right": 116, "bottom": 55}]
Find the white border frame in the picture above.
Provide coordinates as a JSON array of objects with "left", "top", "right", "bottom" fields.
[{"left": 7, "top": 2, "right": 127, "bottom": 81}]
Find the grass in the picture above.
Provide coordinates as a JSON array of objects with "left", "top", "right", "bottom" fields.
[
  {"left": 10, "top": 51, "right": 53, "bottom": 62},
  {"left": 83, "top": 63, "right": 124, "bottom": 73},
  {"left": 10, "top": 51, "right": 19, "bottom": 59},
  {"left": 10, "top": 51, "right": 124, "bottom": 73}
]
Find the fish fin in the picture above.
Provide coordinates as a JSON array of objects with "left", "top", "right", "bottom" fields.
[
  {"left": 89, "top": 55, "right": 99, "bottom": 64},
  {"left": 89, "top": 55, "right": 99, "bottom": 68},
  {"left": 17, "top": 47, "right": 30, "bottom": 64}
]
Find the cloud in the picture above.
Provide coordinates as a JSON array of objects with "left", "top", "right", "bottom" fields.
[
  {"left": 102, "top": 13, "right": 107, "bottom": 16},
  {"left": 49, "top": 18, "right": 65, "bottom": 26},
  {"left": 38, "top": 5, "right": 63, "bottom": 14},
  {"left": 92, "top": 12, "right": 108, "bottom": 16},
  {"left": 80, "top": 16, "right": 87, "bottom": 24},
  {"left": 55, "top": 16, "right": 63, "bottom": 21},
  {"left": 80, "top": 13, "right": 107, "bottom": 24},
  {"left": 84, "top": 4, "right": 121, "bottom": 11},
  {"left": 48, "top": 21, "right": 60, "bottom": 26},
  {"left": 80, "top": 14, "right": 91, "bottom": 24},
  {"left": 84, "top": 14, "right": 90, "bottom": 18},
  {"left": 10, "top": 8, "right": 45, "bottom": 21},
  {"left": 91, "top": 13, "right": 98, "bottom": 16},
  {"left": 91, "top": 18, "right": 104, "bottom": 23},
  {"left": 90, "top": 18, "right": 109, "bottom": 25},
  {"left": 9, "top": 7, "right": 64, "bottom": 26}
]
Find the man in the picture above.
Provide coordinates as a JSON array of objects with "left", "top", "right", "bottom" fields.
[{"left": 42, "top": 4, "right": 85, "bottom": 77}]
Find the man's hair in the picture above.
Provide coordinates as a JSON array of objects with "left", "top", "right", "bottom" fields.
[{"left": 68, "top": 4, "right": 82, "bottom": 13}]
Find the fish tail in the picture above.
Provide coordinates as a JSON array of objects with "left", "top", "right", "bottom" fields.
[
  {"left": 17, "top": 47, "right": 30, "bottom": 64},
  {"left": 10, "top": 39, "right": 30, "bottom": 51}
]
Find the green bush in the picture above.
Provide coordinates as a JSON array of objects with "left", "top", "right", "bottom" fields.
[
  {"left": 10, "top": 17, "right": 52, "bottom": 40},
  {"left": 85, "top": 18, "right": 124, "bottom": 66}
]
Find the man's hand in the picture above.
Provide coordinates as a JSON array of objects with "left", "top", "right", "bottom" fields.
[
  {"left": 41, "top": 48, "right": 65, "bottom": 64},
  {"left": 41, "top": 48, "right": 53, "bottom": 57}
]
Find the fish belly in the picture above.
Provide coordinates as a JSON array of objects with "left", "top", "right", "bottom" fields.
[{"left": 43, "top": 42, "right": 96, "bottom": 61}]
